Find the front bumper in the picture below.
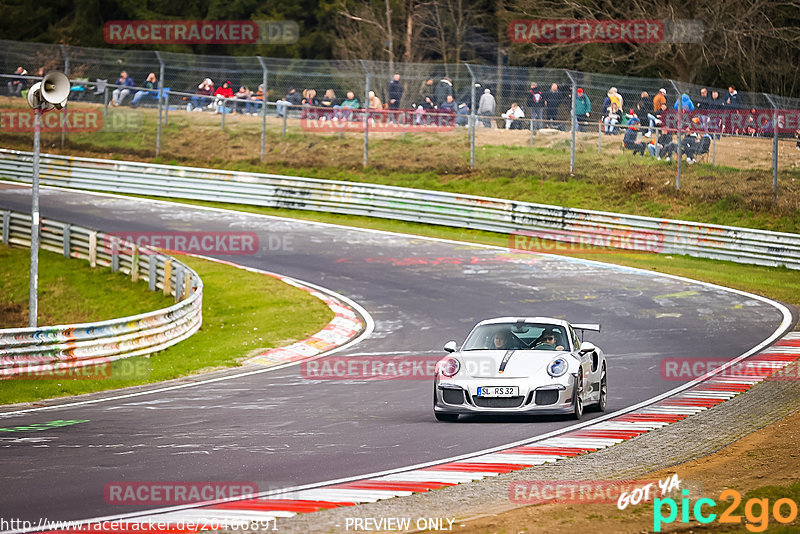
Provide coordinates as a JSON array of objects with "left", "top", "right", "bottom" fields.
[{"left": 434, "top": 376, "right": 577, "bottom": 415}]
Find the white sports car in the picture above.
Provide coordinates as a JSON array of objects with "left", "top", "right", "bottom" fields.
[{"left": 433, "top": 317, "right": 606, "bottom": 421}]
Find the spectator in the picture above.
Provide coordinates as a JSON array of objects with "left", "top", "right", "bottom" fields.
[
  {"left": 623, "top": 108, "right": 638, "bottom": 126},
  {"left": 681, "top": 131, "right": 701, "bottom": 163},
  {"left": 434, "top": 77, "right": 454, "bottom": 107},
  {"left": 250, "top": 84, "right": 264, "bottom": 115},
  {"left": 603, "top": 102, "right": 621, "bottom": 134},
  {"left": 455, "top": 101, "right": 469, "bottom": 126},
  {"left": 502, "top": 102, "right": 524, "bottom": 130},
  {"left": 695, "top": 87, "right": 712, "bottom": 130},
  {"left": 214, "top": 80, "right": 234, "bottom": 114},
  {"left": 795, "top": 128, "right": 800, "bottom": 151},
  {"left": 527, "top": 82, "right": 545, "bottom": 130},
  {"left": 645, "top": 101, "right": 665, "bottom": 137},
  {"left": 439, "top": 94, "right": 457, "bottom": 113},
  {"left": 415, "top": 96, "right": 436, "bottom": 125},
  {"left": 673, "top": 93, "right": 695, "bottom": 112},
  {"left": 277, "top": 87, "right": 301, "bottom": 117},
  {"left": 648, "top": 129, "right": 674, "bottom": 158},
  {"left": 574, "top": 88, "right": 591, "bottom": 132},
  {"left": 302, "top": 88, "right": 320, "bottom": 107},
  {"left": 7, "top": 66, "right": 27, "bottom": 97},
  {"left": 320, "top": 89, "right": 338, "bottom": 111},
  {"left": 623, "top": 117, "right": 646, "bottom": 155},
  {"left": 636, "top": 91, "right": 650, "bottom": 118},
  {"left": 606, "top": 87, "right": 623, "bottom": 113},
  {"left": 478, "top": 88, "right": 496, "bottom": 128},
  {"left": 130, "top": 72, "right": 157, "bottom": 108},
  {"left": 233, "top": 86, "right": 255, "bottom": 115},
  {"left": 743, "top": 108, "right": 758, "bottom": 136},
  {"left": 653, "top": 88, "right": 667, "bottom": 112},
  {"left": 368, "top": 90, "right": 382, "bottom": 109},
  {"left": 388, "top": 73, "right": 402, "bottom": 109},
  {"left": 417, "top": 78, "right": 434, "bottom": 105},
  {"left": 658, "top": 131, "right": 679, "bottom": 161},
  {"left": 112, "top": 71, "right": 134, "bottom": 106},
  {"left": 545, "top": 83, "right": 562, "bottom": 129},
  {"left": 190, "top": 78, "right": 214, "bottom": 111},
  {"left": 725, "top": 85, "right": 742, "bottom": 109},
  {"left": 338, "top": 90, "right": 360, "bottom": 121},
  {"left": 387, "top": 73, "right": 402, "bottom": 124}
]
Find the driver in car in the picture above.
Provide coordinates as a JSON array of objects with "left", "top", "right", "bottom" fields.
[
  {"left": 493, "top": 331, "right": 512, "bottom": 349},
  {"left": 534, "top": 332, "right": 565, "bottom": 351}
]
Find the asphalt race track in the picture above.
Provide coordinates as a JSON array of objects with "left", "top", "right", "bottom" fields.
[{"left": 0, "top": 182, "right": 791, "bottom": 525}]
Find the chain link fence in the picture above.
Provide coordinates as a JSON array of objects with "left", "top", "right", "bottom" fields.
[{"left": 1, "top": 38, "right": 799, "bottom": 196}]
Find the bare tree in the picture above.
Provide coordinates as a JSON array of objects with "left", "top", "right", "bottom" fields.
[{"left": 505, "top": 0, "right": 800, "bottom": 94}]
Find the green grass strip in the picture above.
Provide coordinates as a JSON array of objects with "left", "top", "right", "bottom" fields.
[{"left": 0, "top": 247, "right": 333, "bottom": 405}]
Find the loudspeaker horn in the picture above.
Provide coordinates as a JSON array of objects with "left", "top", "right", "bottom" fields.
[
  {"left": 41, "top": 71, "right": 71, "bottom": 109},
  {"left": 26, "top": 71, "right": 71, "bottom": 111}
]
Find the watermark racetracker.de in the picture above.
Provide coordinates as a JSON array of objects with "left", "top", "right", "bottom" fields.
[
  {"left": 99, "top": 231, "right": 284, "bottom": 256},
  {"left": 509, "top": 228, "right": 665, "bottom": 254},
  {"left": 0, "top": 108, "right": 143, "bottom": 133},
  {"left": 104, "top": 20, "right": 299, "bottom": 45},
  {"left": 509, "top": 19, "right": 704, "bottom": 44}
]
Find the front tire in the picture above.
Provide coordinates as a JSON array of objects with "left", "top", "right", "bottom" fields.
[{"left": 571, "top": 370, "right": 584, "bottom": 420}]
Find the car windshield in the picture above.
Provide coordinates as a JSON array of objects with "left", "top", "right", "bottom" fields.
[{"left": 462, "top": 323, "right": 569, "bottom": 351}]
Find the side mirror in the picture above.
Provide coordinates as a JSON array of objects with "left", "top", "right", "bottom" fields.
[
  {"left": 579, "top": 341, "right": 596, "bottom": 354},
  {"left": 443, "top": 341, "right": 457, "bottom": 353}
]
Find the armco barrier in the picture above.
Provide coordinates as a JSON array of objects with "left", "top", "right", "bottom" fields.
[
  {"left": 0, "top": 209, "right": 203, "bottom": 378},
  {"left": 1, "top": 148, "right": 799, "bottom": 269}
]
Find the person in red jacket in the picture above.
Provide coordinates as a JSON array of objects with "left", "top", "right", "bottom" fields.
[{"left": 213, "top": 80, "right": 234, "bottom": 114}]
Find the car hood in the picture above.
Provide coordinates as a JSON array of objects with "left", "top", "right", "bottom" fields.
[{"left": 457, "top": 349, "right": 572, "bottom": 379}]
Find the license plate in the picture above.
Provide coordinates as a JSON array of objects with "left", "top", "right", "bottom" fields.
[{"left": 477, "top": 386, "right": 518, "bottom": 397}]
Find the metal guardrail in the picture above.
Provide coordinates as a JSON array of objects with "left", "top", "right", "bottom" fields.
[
  {"left": 0, "top": 148, "right": 798, "bottom": 270},
  {"left": 0, "top": 208, "right": 203, "bottom": 377}
]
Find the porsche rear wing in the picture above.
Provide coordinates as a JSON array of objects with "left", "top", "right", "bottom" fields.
[{"left": 572, "top": 323, "right": 601, "bottom": 332}]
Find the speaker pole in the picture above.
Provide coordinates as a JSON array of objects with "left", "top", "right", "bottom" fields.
[
  {"left": 29, "top": 106, "right": 41, "bottom": 327},
  {"left": 25, "top": 71, "right": 70, "bottom": 327}
]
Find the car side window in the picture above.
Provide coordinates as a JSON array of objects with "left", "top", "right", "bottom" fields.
[{"left": 569, "top": 326, "right": 579, "bottom": 351}]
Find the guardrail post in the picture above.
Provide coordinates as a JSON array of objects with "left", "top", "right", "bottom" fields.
[
  {"left": 62, "top": 224, "right": 70, "bottom": 257},
  {"left": 131, "top": 247, "right": 139, "bottom": 282},
  {"left": 163, "top": 259, "right": 172, "bottom": 295},
  {"left": 149, "top": 256, "right": 157, "bottom": 291},
  {"left": 174, "top": 266, "right": 184, "bottom": 302},
  {"left": 2, "top": 211, "right": 9, "bottom": 244},
  {"left": 221, "top": 99, "right": 226, "bottom": 129},
  {"left": 282, "top": 107, "right": 288, "bottom": 138},
  {"left": 110, "top": 239, "right": 119, "bottom": 272},
  {"left": 257, "top": 57, "right": 269, "bottom": 163},
  {"left": 88, "top": 231, "right": 97, "bottom": 267}
]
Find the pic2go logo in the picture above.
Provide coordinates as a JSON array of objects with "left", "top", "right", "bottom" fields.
[{"left": 654, "top": 489, "right": 799, "bottom": 532}]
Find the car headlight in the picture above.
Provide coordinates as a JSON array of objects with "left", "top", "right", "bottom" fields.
[
  {"left": 438, "top": 357, "right": 461, "bottom": 377},
  {"left": 547, "top": 357, "right": 568, "bottom": 378}
]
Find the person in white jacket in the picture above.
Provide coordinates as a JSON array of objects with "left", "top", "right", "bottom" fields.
[
  {"left": 502, "top": 102, "right": 524, "bottom": 130},
  {"left": 477, "top": 88, "right": 496, "bottom": 127}
]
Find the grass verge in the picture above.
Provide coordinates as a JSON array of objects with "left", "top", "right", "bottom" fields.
[{"left": 0, "top": 247, "right": 333, "bottom": 405}]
